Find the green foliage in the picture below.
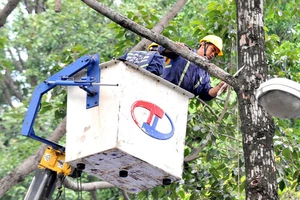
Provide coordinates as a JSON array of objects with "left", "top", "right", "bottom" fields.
[
  {"left": 273, "top": 118, "right": 300, "bottom": 193},
  {"left": 264, "top": 0, "right": 300, "bottom": 80}
]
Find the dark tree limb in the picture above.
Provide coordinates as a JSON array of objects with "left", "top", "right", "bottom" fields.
[
  {"left": 8, "top": 48, "right": 23, "bottom": 72},
  {"left": 0, "top": 0, "right": 21, "bottom": 28},
  {"left": 0, "top": 79, "right": 13, "bottom": 107},
  {"left": 3, "top": 69, "right": 23, "bottom": 101}
]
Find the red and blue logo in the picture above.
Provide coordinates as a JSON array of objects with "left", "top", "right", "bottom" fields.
[{"left": 131, "top": 100, "right": 175, "bottom": 140}]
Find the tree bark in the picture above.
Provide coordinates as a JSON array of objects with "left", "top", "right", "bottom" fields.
[
  {"left": 131, "top": 0, "right": 188, "bottom": 51},
  {"left": 34, "top": 0, "right": 46, "bottom": 14},
  {"left": 0, "top": 0, "right": 21, "bottom": 28},
  {"left": 236, "top": 0, "right": 278, "bottom": 199}
]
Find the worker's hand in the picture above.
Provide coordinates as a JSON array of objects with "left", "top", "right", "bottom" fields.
[
  {"left": 216, "top": 81, "right": 230, "bottom": 96},
  {"left": 176, "top": 42, "right": 191, "bottom": 50},
  {"left": 209, "top": 82, "right": 227, "bottom": 97},
  {"left": 217, "top": 81, "right": 228, "bottom": 90}
]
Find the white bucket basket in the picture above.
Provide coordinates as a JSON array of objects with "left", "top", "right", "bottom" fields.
[{"left": 66, "top": 60, "right": 193, "bottom": 193}]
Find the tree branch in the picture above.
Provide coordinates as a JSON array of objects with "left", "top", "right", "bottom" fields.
[
  {"left": 81, "top": 0, "right": 237, "bottom": 88},
  {"left": 195, "top": 97, "right": 219, "bottom": 119},
  {"left": 121, "top": 189, "right": 130, "bottom": 200},
  {"left": 217, "top": 39, "right": 235, "bottom": 123},
  {"left": 0, "top": 0, "right": 21, "bottom": 28},
  {"left": 63, "top": 174, "right": 135, "bottom": 198},
  {"left": 184, "top": 132, "right": 211, "bottom": 162},
  {"left": 0, "top": 79, "right": 13, "bottom": 107},
  {"left": 8, "top": 48, "right": 23, "bottom": 72},
  {"left": 15, "top": 47, "right": 26, "bottom": 71},
  {"left": 4, "top": 69, "right": 24, "bottom": 101},
  {"left": 131, "top": 0, "right": 188, "bottom": 51},
  {"left": 63, "top": 177, "right": 114, "bottom": 191}
]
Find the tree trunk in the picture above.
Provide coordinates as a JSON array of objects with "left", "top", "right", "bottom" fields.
[{"left": 236, "top": 0, "right": 278, "bottom": 199}]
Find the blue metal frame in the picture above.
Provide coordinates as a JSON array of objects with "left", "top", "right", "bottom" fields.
[{"left": 21, "top": 54, "right": 101, "bottom": 151}]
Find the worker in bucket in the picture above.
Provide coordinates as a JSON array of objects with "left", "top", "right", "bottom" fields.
[
  {"left": 150, "top": 35, "right": 227, "bottom": 101},
  {"left": 119, "top": 50, "right": 165, "bottom": 76}
]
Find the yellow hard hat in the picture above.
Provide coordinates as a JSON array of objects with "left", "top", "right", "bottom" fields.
[
  {"left": 147, "top": 43, "right": 159, "bottom": 51},
  {"left": 200, "top": 35, "right": 223, "bottom": 56}
]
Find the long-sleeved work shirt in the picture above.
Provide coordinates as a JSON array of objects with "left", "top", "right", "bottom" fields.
[{"left": 158, "top": 46, "right": 214, "bottom": 101}]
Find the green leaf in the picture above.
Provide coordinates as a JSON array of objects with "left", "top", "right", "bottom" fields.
[
  {"left": 39, "top": 103, "right": 53, "bottom": 114},
  {"left": 282, "top": 148, "right": 292, "bottom": 160},
  {"left": 190, "top": 193, "right": 199, "bottom": 200},
  {"left": 279, "top": 180, "right": 286, "bottom": 191},
  {"left": 217, "top": 163, "right": 226, "bottom": 170},
  {"left": 178, "top": 190, "right": 185, "bottom": 199}
]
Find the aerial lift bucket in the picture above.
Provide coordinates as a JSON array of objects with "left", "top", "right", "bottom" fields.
[{"left": 65, "top": 60, "right": 193, "bottom": 193}]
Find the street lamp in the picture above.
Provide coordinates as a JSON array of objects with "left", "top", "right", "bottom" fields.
[{"left": 256, "top": 78, "right": 300, "bottom": 119}]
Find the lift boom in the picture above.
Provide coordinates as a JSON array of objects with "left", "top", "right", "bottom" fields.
[{"left": 21, "top": 54, "right": 101, "bottom": 151}]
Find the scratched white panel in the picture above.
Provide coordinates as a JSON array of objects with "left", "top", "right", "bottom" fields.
[{"left": 117, "top": 65, "right": 190, "bottom": 178}]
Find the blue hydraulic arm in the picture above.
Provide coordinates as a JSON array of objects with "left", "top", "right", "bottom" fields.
[{"left": 21, "top": 54, "right": 102, "bottom": 151}]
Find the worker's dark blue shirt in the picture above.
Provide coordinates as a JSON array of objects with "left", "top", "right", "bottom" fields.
[
  {"left": 119, "top": 51, "right": 164, "bottom": 76},
  {"left": 158, "top": 46, "right": 213, "bottom": 101}
]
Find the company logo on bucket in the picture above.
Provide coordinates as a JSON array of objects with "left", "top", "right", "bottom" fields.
[{"left": 131, "top": 100, "right": 175, "bottom": 140}]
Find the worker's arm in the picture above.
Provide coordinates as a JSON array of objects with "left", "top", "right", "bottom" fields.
[
  {"left": 158, "top": 46, "right": 178, "bottom": 59},
  {"left": 197, "top": 80, "right": 227, "bottom": 101},
  {"left": 158, "top": 42, "right": 191, "bottom": 59}
]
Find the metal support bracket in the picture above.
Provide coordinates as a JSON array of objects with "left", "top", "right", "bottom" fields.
[{"left": 21, "top": 54, "right": 101, "bottom": 151}]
